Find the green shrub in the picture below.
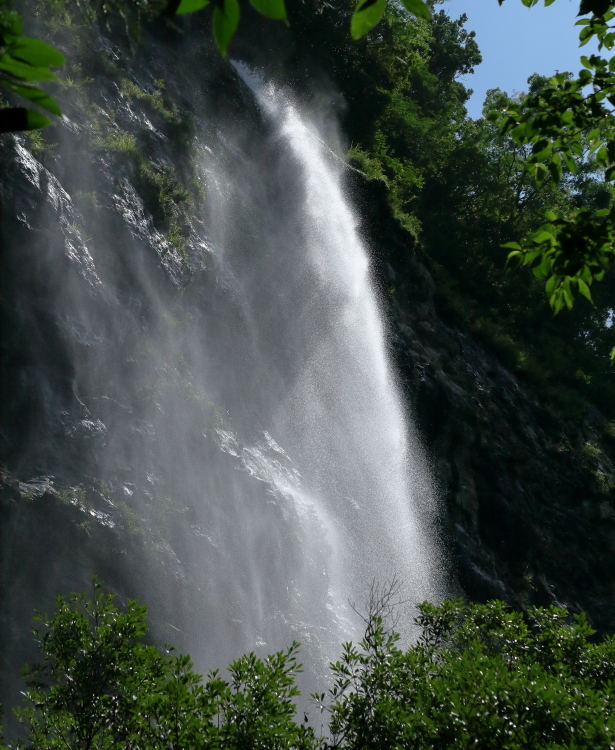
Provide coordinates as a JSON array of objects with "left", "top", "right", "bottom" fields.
[
  {"left": 120, "top": 78, "right": 180, "bottom": 123},
  {"left": 5, "top": 583, "right": 318, "bottom": 750},
  {"left": 320, "top": 599, "right": 615, "bottom": 749},
  {"left": 3, "top": 589, "right": 614, "bottom": 749},
  {"left": 93, "top": 129, "right": 138, "bottom": 154}
]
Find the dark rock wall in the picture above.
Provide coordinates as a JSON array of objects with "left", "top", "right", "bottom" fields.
[{"left": 350, "top": 171, "right": 615, "bottom": 634}]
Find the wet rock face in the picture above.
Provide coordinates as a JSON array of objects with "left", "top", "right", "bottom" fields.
[
  {"left": 349, "top": 170, "right": 615, "bottom": 635},
  {"left": 0, "top": 21, "right": 264, "bottom": 723},
  {"left": 0, "top": 17, "right": 353, "bottom": 727}
]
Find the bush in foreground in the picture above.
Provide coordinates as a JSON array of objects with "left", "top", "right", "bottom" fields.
[{"left": 1, "top": 584, "right": 614, "bottom": 749}]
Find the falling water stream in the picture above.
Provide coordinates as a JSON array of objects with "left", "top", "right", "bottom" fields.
[
  {"left": 0, "top": 61, "right": 446, "bottom": 717},
  {"left": 184, "top": 70, "right": 446, "bottom": 665}
]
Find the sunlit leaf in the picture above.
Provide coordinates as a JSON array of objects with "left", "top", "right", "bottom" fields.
[
  {"left": 9, "top": 38, "right": 65, "bottom": 68},
  {"left": 545, "top": 275, "right": 556, "bottom": 296},
  {"left": 399, "top": 0, "right": 430, "bottom": 21},
  {"left": 350, "top": 0, "right": 386, "bottom": 40},
  {"left": 175, "top": 0, "right": 210, "bottom": 13},
  {"left": 532, "top": 230, "right": 554, "bottom": 245},
  {"left": 213, "top": 0, "right": 239, "bottom": 56},
  {"left": 596, "top": 144, "right": 609, "bottom": 164},
  {"left": 561, "top": 150, "right": 577, "bottom": 173},
  {"left": 248, "top": 0, "right": 287, "bottom": 22},
  {"left": 1, "top": 80, "right": 62, "bottom": 116},
  {"left": 0, "top": 55, "right": 58, "bottom": 82},
  {"left": 577, "top": 277, "right": 593, "bottom": 302}
]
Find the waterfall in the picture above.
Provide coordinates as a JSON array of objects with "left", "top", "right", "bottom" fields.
[
  {"left": 0, "top": 57, "right": 445, "bottom": 715},
  {"left": 158, "top": 70, "right": 445, "bottom": 670}
]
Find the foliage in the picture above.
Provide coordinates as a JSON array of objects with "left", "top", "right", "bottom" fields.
[
  {"left": 120, "top": 78, "right": 179, "bottom": 123},
  {"left": 412, "top": 66, "right": 615, "bottom": 420},
  {"left": 492, "top": 0, "right": 615, "bottom": 317},
  {"left": 0, "top": 0, "right": 64, "bottom": 131},
  {"left": 12, "top": 0, "right": 613, "bottom": 419},
  {"left": 319, "top": 599, "right": 615, "bottom": 749},
  {"left": 287, "top": 0, "right": 480, "bottom": 231},
  {"left": 170, "top": 0, "right": 429, "bottom": 55},
  {"left": 505, "top": 206, "right": 615, "bottom": 313},
  {"left": 306, "top": 0, "right": 614, "bottom": 419},
  {"left": 3, "top": 588, "right": 615, "bottom": 749},
  {"left": 0, "top": 0, "right": 429, "bottom": 131},
  {"left": 8, "top": 582, "right": 319, "bottom": 750}
]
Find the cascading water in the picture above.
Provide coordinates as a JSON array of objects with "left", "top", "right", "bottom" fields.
[
  {"left": 0, "top": 47, "right": 445, "bottom": 719},
  {"left": 227, "top": 67, "right": 446, "bottom": 631}
]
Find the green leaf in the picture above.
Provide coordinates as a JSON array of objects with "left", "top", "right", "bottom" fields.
[
  {"left": 0, "top": 55, "right": 58, "bottom": 82},
  {"left": 9, "top": 38, "right": 65, "bottom": 68},
  {"left": 506, "top": 250, "right": 522, "bottom": 269},
  {"left": 0, "top": 107, "right": 51, "bottom": 132},
  {"left": 579, "top": 26, "right": 594, "bottom": 46},
  {"left": 350, "top": 0, "right": 386, "bottom": 40},
  {"left": 532, "top": 230, "right": 554, "bottom": 245},
  {"left": 0, "top": 10, "right": 23, "bottom": 42},
  {"left": 399, "top": 0, "right": 430, "bottom": 20},
  {"left": 213, "top": 0, "right": 239, "bottom": 56},
  {"left": 26, "top": 107, "right": 52, "bottom": 129},
  {"left": 0, "top": 80, "right": 61, "bottom": 116},
  {"left": 532, "top": 138, "right": 552, "bottom": 159},
  {"left": 596, "top": 144, "right": 609, "bottom": 165},
  {"left": 563, "top": 284, "right": 574, "bottom": 309},
  {"left": 579, "top": 0, "right": 612, "bottom": 16},
  {"left": 550, "top": 289, "right": 563, "bottom": 313},
  {"left": 561, "top": 150, "right": 577, "bottom": 173},
  {"left": 534, "top": 163, "right": 549, "bottom": 184},
  {"left": 175, "top": 0, "right": 210, "bottom": 13},
  {"left": 248, "top": 0, "right": 287, "bottom": 22},
  {"left": 548, "top": 156, "right": 562, "bottom": 183},
  {"left": 546, "top": 275, "right": 556, "bottom": 296},
  {"left": 577, "top": 277, "right": 593, "bottom": 302}
]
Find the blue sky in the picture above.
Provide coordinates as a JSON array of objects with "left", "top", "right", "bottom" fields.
[{"left": 443, "top": 0, "right": 598, "bottom": 119}]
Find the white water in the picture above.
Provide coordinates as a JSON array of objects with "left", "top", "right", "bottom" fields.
[
  {"left": 185, "top": 72, "right": 446, "bottom": 664},
  {"left": 0, "top": 36, "right": 454, "bottom": 732},
  {"left": 2, "top": 67, "right": 446, "bottom": 701}
]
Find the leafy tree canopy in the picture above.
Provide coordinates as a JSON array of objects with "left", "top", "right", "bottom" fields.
[
  {"left": 492, "top": 0, "right": 615, "bottom": 323},
  {"left": 1, "top": 585, "right": 614, "bottom": 749}
]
